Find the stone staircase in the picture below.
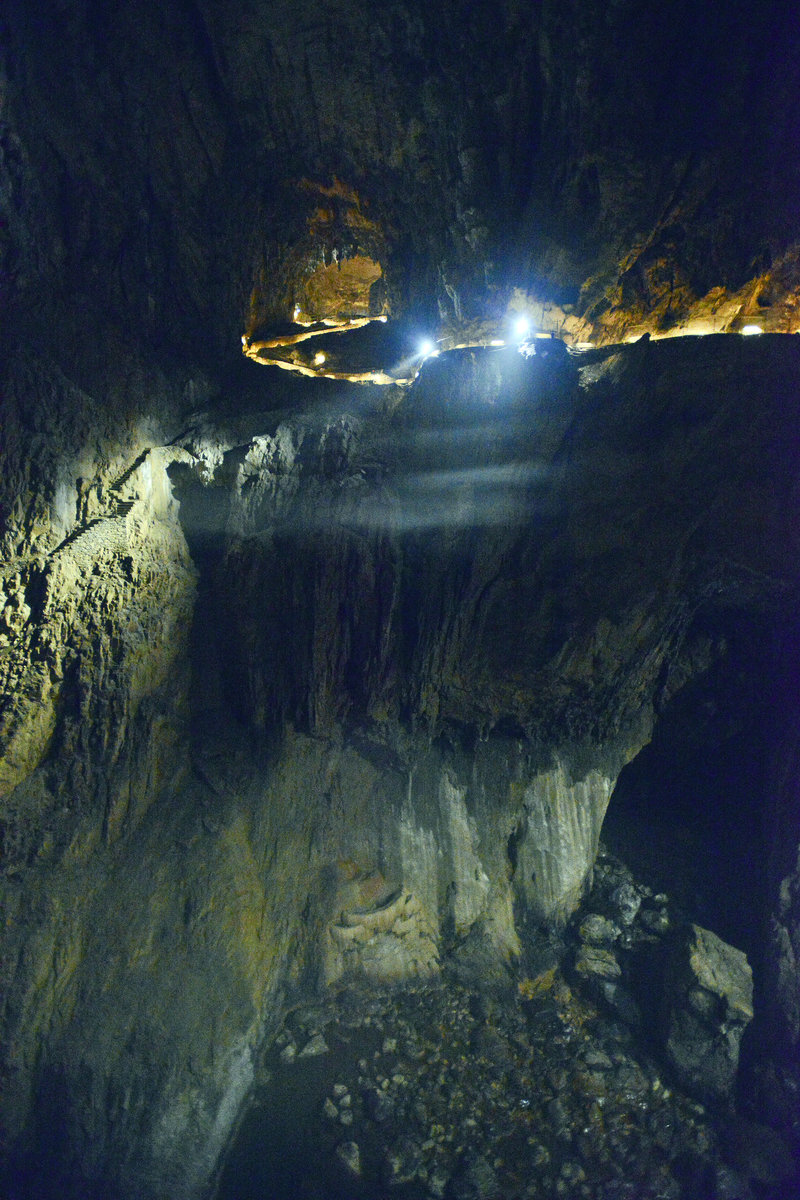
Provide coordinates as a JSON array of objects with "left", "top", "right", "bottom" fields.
[{"left": 49, "top": 458, "right": 146, "bottom": 569}]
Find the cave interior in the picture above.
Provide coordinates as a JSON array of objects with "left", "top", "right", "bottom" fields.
[{"left": 0, "top": 2, "right": 799, "bottom": 1198}]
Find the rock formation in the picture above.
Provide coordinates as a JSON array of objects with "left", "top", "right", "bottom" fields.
[
  {"left": 662, "top": 923, "right": 754, "bottom": 1104},
  {"left": 1, "top": 1, "right": 799, "bottom": 1196}
]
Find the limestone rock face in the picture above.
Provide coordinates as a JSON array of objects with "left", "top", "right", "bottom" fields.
[
  {"left": 1, "top": 329, "right": 799, "bottom": 1196},
  {"left": 3, "top": 1, "right": 800, "bottom": 354},
  {"left": 663, "top": 924, "right": 754, "bottom": 1103},
  {"left": 1, "top": 2, "right": 800, "bottom": 1193},
  {"left": 0, "top": 355, "right": 197, "bottom": 846}
]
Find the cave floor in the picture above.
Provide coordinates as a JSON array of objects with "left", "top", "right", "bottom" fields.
[{"left": 215, "top": 863, "right": 796, "bottom": 1200}]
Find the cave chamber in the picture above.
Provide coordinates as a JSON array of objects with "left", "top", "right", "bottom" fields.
[{"left": 1, "top": 2, "right": 799, "bottom": 1198}]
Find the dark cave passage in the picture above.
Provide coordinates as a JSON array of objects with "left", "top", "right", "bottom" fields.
[{"left": 601, "top": 611, "right": 792, "bottom": 962}]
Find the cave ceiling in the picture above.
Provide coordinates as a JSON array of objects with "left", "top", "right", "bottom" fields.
[{"left": 2, "top": 0, "right": 800, "bottom": 380}]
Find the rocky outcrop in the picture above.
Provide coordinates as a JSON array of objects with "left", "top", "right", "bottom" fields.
[
  {"left": 662, "top": 924, "right": 754, "bottom": 1104},
  {"left": 1, "top": 3, "right": 800, "bottom": 1192},
  {"left": 759, "top": 716, "right": 800, "bottom": 1143},
  {"left": 0, "top": 353, "right": 197, "bottom": 845},
  {"left": 327, "top": 888, "right": 440, "bottom": 983}
]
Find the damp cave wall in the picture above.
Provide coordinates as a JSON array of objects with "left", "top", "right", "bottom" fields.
[
  {"left": 3, "top": 334, "right": 800, "bottom": 1197},
  {"left": 1, "top": 0, "right": 800, "bottom": 1195},
  {"left": 3, "top": 0, "right": 800, "bottom": 348}
]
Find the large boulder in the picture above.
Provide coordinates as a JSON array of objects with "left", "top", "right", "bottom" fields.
[{"left": 662, "top": 924, "right": 753, "bottom": 1103}]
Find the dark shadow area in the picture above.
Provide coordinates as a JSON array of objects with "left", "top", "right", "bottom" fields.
[
  {"left": 602, "top": 609, "right": 792, "bottom": 963},
  {"left": 602, "top": 608, "right": 800, "bottom": 1189}
]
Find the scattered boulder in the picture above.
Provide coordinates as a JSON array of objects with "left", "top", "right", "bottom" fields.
[
  {"left": 574, "top": 944, "right": 622, "bottom": 981},
  {"left": 611, "top": 881, "right": 643, "bottom": 927},
  {"left": 579, "top": 913, "right": 621, "bottom": 945},
  {"left": 662, "top": 924, "right": 753, "bottom": 1103},
  {"left": 336, "top": 1140, "right": 362, "bottom": 1176},
  {"left": 240, "top": 857, "right": 792, "bottom": 1200},
  {"left": 298, "top": 1031, "right": 329, "bottom": 1057}
]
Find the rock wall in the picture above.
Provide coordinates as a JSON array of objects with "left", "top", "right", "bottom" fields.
[
  {"left": 2, "top": 330, "right": 799, "bottom": 1195},
  {"left": 1, "top": 1, "right": 800, "bottom": 1193},
  {"left": 3, "top": 1, "right": 799, "bottom": 351}
]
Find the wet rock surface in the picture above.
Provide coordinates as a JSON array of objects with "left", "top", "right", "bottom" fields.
[
  {"left": 2, "top": 336, "right": 799, "bottom": 1197},
  {"left": 662, "top": 924, "right": 753, "bottom": 1105},
  {"left": 216, "top": 851, "right": 796, "bottom": 1200},
  {"left": 2, "top": 2, "right": 800, "bottom": 1193}
]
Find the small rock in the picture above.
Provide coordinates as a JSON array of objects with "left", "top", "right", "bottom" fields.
[
  {"left": 574, "top": 946, "right": 622, "bottom": 980},
  {"left": 333, "top": 1083, "right": 349, "bottom": 1097},
  {"left": 613, "top": 1060, "right": 649, "bottom": 1101},
  {"left": 336, "top": 1140, "right": 361, "bottom": 1176},
  {"left": 547, "top": 1098, "right": 569, "bottom": 1135},
  {"left": 560, "top": 1160, "right": 586, "bottom": 1183},
  {"left": 323, "top": 1097, "right": 339, "bottom": 1120},
  {"left": 640, "top": 907, "right": 670, "bottom": 934},
  {"left": 428, "top": 1166, "right": 450, "bottom": 1197},
  {"left": 599, "top": 981, "right": 641, "bottom": 1027},
  {"left": 583, "top": 1048, "right": 612, "bottom": 1070},
  {"left": 298, "top": 1032, "right": 328, "bottom": 1057},
  {"left": 713, "top": 1163, "right": 753, "bottom": 1200},
  {"left": 279, "top": 1042, "right": 297, "bottom": 1063},
  {"left": 449, "top": 1152, "right": 500, "bottom": 1199},
  {"left": 530, "top": 1142, "right": 550, "bottom": 1167},
  {"left": 611, "top": 882, "right": 642, "bottom": 926},
  {"left": 363, "top": 1085, "right": 394, "bottom": 1122},
  {"left": 579, "top": 914, "right": 621, "bottom": 945},
  {"left": 384, "top": 1137, "right": 423, "bottom": 1186},
  {"left": 340, "top": 1109, "right": 353, "bottom": 1126},
  {"left": 720, "top": 1117, "right": 796, "bottom": 1187},
  {"left": 648, "top": 1107, "right": 677, "bottom": 1153}
]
